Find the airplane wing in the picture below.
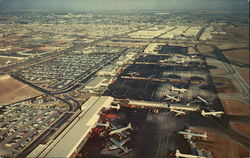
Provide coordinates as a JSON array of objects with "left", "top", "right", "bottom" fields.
[
  {"left": 109, "top": 138, "right": 117, "bottom": 144},
  {"left": 106, "top": 142, "right": 118, "bottom": 150},
  {"left": 120, "top": 138, "right": 130, "bottom": 145},
  {"left": 175, "top": 112, "right": 182, "bottom": 117},
  {"left": 186, "top": 134, "right": 192, "bottom": 140},
  {"left": 171, "top": 109, "right": 186, "bottom": 116}
]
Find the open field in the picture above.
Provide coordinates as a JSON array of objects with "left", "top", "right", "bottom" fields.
[
  {"left": 197, "top": 45, "right": 214, "bottom": 53},
  {"left": 190, "top": 127, "right": 250, "bottom": 158},
  {"left": 206, "top": 58, "right": 227, "bottom": 75},
  {"left": 213, "top": 26, "right": 249, "bottom": 42},
  {"left": 0, "top": 75, "right": 42, "bottom": 105},
  {"left": 187, "top": 47, "right": 197, "bottom": 54},
  {"left": 221, "top": 99, "right": 249, "bottom": 116},
  {"left": 230, "top": 122, "right": 250, "bottom": 138},
  {"left": 217, "top": 43, "right": 249, "bottom": 50},
  {"left": 223, "top": 49, "right": 249, "bottom": 65},
  {"left": 224, "top": 26, "right": 249, "bottom": 41},
  {"left": 237, "top": 68, "right": 249, "bottom": 83},
  {"left": 212, "top": 77, "right": 238, "bottom": 94}
]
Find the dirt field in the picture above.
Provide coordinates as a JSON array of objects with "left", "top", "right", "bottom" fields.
[
  {"left": 224, "top": 26, "right": 249, "bottom": 41},
  {"left": 237, "top": 68, "right": 249, "bottom": 84},
  {"left": 213, "top": 26, "right": 249, "bottom": 42},
  {"left": 223, "top": 49, "right": 249, "bottom": 65},
  {"left": 0, "top": 75, "right": 42, "bottom": 105},
  {"left": 187, "top": 47, "right": 197, "bottom": 54},
  {"left": 190, "top": 127, "right": 250, "bottom": 158},
  {"left": 217, "top": 43, "right": 249, "bottom": 50},
  {"left": 220, "top": 99, "right": 249, "bottom": 116},
  {"left": 212, "top": 77, "right": 238, "bottom": 94},
  {"left": 230, "top": 122, "right": 250, "bottom": 138},
  {"left": 197, "top": 45, "right": 214, "bottom": 53}
]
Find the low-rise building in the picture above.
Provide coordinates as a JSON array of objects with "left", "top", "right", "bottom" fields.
[{"left": 85, "top": 76, "right": 107, "bottom": 89}]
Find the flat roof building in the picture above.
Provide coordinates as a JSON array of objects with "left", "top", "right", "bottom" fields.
[
  {"left": 85, "top": 76, "right": 107, "bottom": 89},
  {"left": 97, "top": 65, "right": 118, "bottom": 76}
]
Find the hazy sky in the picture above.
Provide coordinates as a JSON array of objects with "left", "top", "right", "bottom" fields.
[{"left": 0, "top": 0, "right": 249, "bottom": 11}]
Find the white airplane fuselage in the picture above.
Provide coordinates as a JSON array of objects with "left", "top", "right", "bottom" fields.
[
  {"left": 201, "top": 110, "right": 224, "bottom": 117},
  {"left": 171, "top": 87, "right": 188, "bottom": 93},
  {"left": 175, "top": 150, "right": 206, "bottom": 158},
  {"left": 109, "top": 123, "right": 132, "bottom": 135},
  {"left": 178, "top": 131, "right": 207, "bottom": 139}
]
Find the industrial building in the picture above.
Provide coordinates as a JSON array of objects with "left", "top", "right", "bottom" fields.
[{"left": 27, "top": 96, "right": 114, "bottom": 158}]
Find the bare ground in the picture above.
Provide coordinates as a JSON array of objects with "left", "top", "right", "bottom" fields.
[
  {"left": 221, "top": 99, "right": 250, "bottom": 116},
  {"left": 230, "top": 122, "right": 250, "bottom": 138},
  {"left": 0, "top": 75, "right": 42, "bottom": 105},
  {"left": 189, "top": 127, "right": 250, "bottom": 158}
]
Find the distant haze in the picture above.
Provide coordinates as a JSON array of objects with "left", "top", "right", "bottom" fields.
[{"left": 0, "top": 0, "right": 249, "bottom": 12}]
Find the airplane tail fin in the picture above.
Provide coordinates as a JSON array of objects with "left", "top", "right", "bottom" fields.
[
  {"left": 204, "top": 132, "right": 207, "bottom": 139},
  {"left": 117, "top": 104, "right": 121, "bottom": 110},
  {"left": 201, "top": 110, "right": 205, "bottom": 116},
  {"left": 106, "top": 121, "right": 110, "bottom": 128},
  {"left": 175, "top": 113, "right": 181, "bottom": 117},
  {"left": 175, "top": 150, "right": 180, "bottom": 158},
  {"left": 128, "top": 123, "right": 133, "bottom": 130}
]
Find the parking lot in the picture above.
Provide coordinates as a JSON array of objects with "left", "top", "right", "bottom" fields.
[
  {"left": 0, "top": 101, "right": 62, "bottom": 157},
  {"left": 17, "top": 48, "right": 123, "bottom": 90}
]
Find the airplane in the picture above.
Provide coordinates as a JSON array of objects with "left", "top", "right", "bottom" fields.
[
  {"left": 169, "top": 104, "right": 199, "bottom": 112},
  {"left": 159, "top": 59, "right": 168, "bottom": 63},
  {"left": 109, "top": 123, "right": 133, "bottom": 135},
  {"left": 127, "top": 72, "right": 136, "bottom": 76},
  {"left": 197, "top": 96, "right": 209, "bottom": 105},
  {"left": 201, "top": 110, "right": 224, "bottom": 117},
  {"left": 178, "top": 129, "right": 207, "bottom": 140},
  {"left": 190, "top": 54, "right": 198, "bottom": 58},
  {"left": 126, "top": 71, "right": 140, "bottom": 76},
  {"left": 170, "top": 87, "right": 188, "bottom": 93},
  {"left": 110, "top": 104, "right": 121, "bottom": 110},
  {"left": 175, "top": 150, "right": 206, "bottom": 158},
  {"left": 148, "top": 74, "right": 157, "bottom": 78},
  {"left": 170, "top": 109, "right": 186, "bottom": 116},
  {"left": 109, "top": 123, "right": 128, "bottom": 138},
  {"left": 93, "top": 121, "right": 110, "bottom": 128},
  {"left": 163, "top": 94, "right": 181, "bottom": 102},
  {"left": 175, "top": 60, "right": 185, "bottom": 64},
  {"left": 105, "top": 138, "right": 131, "bottom": 154}
]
